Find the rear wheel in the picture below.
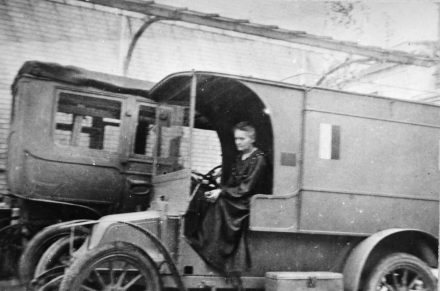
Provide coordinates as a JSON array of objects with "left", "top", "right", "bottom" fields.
[
  {"left": 19, "top": 223, "right": 89, "bottom": 284},
  {"left": 59, "top": 242, "right": 162, "bottom": 291},
  {"left": 30, "top": 234, "right": 87, "bottom": 290},
  {"left": 364, "top": 253, "right": 437, "bottom": 291},
  {"left": 35, "top": 235, "right": 86, "bottom": 277}
]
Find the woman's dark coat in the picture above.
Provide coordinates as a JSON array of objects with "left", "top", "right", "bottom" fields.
[{"left": 185, "top": 148, "right": 267, "bottom": 273}]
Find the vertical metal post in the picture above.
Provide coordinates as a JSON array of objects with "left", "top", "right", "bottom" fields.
[
  {"left": 188, "top": 71, "right": 197, "bottom": 171},
  {"left": 437, "top": 5, "right": 440, "bottom": 287},
  {"left": 152, "top": 108, "right": 159, "bottom": 177},
  {"left": 69, "top": 226, "right": 75, "bottom": 256}
]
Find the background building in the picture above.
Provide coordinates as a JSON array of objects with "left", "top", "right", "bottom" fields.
[{"left": 0, "top": 0, "right": 438, "bottom": 197}]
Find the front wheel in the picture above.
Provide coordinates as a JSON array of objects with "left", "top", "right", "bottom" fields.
[
  {"left": 59, "top": 242, "right": 162, "bottom": 291},
  {"left": 364, "top": 253, "right": 437, "bottom": 291}
]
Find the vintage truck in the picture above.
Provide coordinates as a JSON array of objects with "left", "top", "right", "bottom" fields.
[{"left": 3, "top": 62, "right": 439, "bottom": 290}]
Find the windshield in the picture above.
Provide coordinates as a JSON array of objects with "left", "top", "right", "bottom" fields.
[{"left": 154, "top": 104, "right": 190, "bottom": 175}]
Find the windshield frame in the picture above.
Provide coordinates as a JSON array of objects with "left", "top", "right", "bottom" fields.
[{"left": 152, "top": 73, "right": 197, "bottom": 177}]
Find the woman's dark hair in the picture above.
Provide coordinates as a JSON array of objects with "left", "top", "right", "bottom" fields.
[{"left": 233, "top": 121, "right": 256, "bottom": 140}]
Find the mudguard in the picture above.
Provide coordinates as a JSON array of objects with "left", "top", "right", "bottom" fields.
[
  {"left": 343, "top": 228, "right": 438, "bottom": 291},
  {"left": 86, "top": 212, "right": 185, "bottom": 291},
  {"left": 87, "top": 211, "right": 161, "bottom": 250}
]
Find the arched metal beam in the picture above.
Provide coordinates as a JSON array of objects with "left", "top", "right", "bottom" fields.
[
  {"left": 123, "top": 16, "right": 164, "bottom": 76},
  {"left": 315, "top": 57, "right": 375, "bottom": 87}
]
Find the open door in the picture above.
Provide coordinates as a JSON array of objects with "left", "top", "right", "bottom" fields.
[{"left": 151, "top": 103, "right": 193, "bottom": 214}]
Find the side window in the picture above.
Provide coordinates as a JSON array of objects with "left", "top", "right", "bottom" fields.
[
  {"left": 133, "top": 105, "right": 156, "bottom": 157},
  {"left": 55, "top": 92, "right": 122, "bottom": 152}
]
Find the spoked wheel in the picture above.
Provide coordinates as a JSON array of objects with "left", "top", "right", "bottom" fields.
[
  {"left": 30, "top": 235, "right": 87, "bottom": 291},
  {"left": 364, "top": 253, "right": 437, "bottom": 291},
  {"left": 31, "top": 273, "right": 65, "bottom": 291},
  {"left": 59, "top": 242, "right": 162, "bottom": 291},
  {"left": 19, "top": 223, "right": 89, "bottom": 285},
  {"left": 35, "top": 234, "right": 87, "bottom": 276}
]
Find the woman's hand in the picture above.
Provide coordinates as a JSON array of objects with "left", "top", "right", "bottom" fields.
[{"left": 205, "top": 189, "right": 221, "bottom": 202}]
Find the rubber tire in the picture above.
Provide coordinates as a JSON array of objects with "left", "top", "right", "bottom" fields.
[
  {"left": 364, "top": 252, "right": 437, "bottom": 291},
  {"left": 59, "top": 241, "right": 162, "bottom": 291},
  {"left": 34, "top": 234, "right": 86, "bottom": 277},
  {"left": 18, "top": 223, "right": 89, "bottom": 284}
]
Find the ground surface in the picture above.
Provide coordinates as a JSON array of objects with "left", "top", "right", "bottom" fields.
[{"left": 0, "top": 279, "right": 24, "bottom": 291}]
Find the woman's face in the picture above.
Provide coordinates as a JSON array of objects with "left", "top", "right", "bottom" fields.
[{"left": 234, "top": 129, "right": 255, "bottom": 153}]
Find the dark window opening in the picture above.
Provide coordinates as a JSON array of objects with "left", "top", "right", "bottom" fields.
[
  {"left": 183, "top": 266, "right": 193, "bottom": 274},
  {"left": 134, "top": 105, "right": 156, "bottom": 156},
  {"left": 55, "top": 92, "right": 121, "bottom": 152}
]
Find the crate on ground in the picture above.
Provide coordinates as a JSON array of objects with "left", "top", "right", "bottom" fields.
[{"left": 265, "top": 272, "right": 343, "bottom": 291}]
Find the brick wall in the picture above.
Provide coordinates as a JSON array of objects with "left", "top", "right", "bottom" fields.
[
  {"left": 0, "top": 0, "right": 132, "bottom": 195},
  {"left": 0, "top": 0, "right": 343, "bottom": 197}
]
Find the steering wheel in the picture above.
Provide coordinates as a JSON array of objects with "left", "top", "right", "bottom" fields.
[{"left": 191, "top": 165, "right": 222, "bottom": 191}]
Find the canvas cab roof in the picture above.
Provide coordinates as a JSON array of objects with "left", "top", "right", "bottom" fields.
[{"left": 12, "top": 61, "right": 155, "bottom": 97}]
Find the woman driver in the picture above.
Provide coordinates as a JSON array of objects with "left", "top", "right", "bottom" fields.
[{"left": 186, "top": 121, "right": 268, "bottom": 276}]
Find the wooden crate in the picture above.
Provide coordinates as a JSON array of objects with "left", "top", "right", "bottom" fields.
[{"left": 265, "top": 272, "right": 343, "bottom": 291}]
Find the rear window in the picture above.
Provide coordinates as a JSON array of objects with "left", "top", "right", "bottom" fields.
[{"left": 54, "top": 92, "right": 122, "bottom": 152}]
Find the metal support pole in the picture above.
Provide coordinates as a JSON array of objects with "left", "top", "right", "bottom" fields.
[{"left": 188, "top": 71, "right": 197, "bottom": 171}]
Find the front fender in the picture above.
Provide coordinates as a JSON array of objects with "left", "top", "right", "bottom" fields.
[
  {"left": 84, "top": 212, "right": 186, "bottom": 291},
  {"left": 343, "top": 228, "right": 438, "bottom": 291},
  {"left": 88, "top": 211, "right": 162, "bottom": 257},
  {"left": 42, "top": 219, "right": 96, "bottom": 229}
]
